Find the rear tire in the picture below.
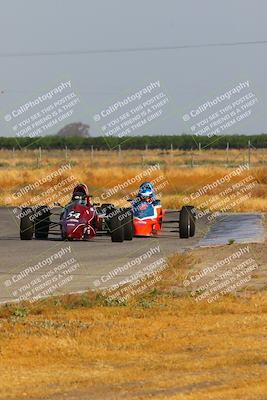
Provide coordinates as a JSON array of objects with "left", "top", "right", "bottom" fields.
[
  {"left": 179, "top": 206, "right": 190, "bottom": 238},
  {"left": 20, "top": 208, "right": 34, "bottom": 240},
  {"left": 109, "top": 213, "right": 124, "bottom": 242},
  {"left": 34, "top": 206, "right": 50, "bottom": 239}
]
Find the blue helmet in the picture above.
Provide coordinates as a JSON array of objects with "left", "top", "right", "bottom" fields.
[
  {"left": 139, "top": 182, "right": 154, "bottom": 192},
  {"left": 139, "top": 182, "right": 154, "bottom": 200}
]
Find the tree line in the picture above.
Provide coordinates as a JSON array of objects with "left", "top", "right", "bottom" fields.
[{"left": 0, "top": 134, "right": 266, "bottom": 150}]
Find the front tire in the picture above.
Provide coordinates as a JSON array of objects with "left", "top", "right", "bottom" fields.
[
  {"left": 185, "top": 206, "right": 196, "bottom": 237},
  {"left": 179, "top": 206, "right": 190, "bottom": 238}
]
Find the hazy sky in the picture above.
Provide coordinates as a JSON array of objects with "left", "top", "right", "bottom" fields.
[{"left": 0, "top": 0, "right": 267, "bottom": 137}]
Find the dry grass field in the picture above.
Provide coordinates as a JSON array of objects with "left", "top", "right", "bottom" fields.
[
  {"left": 1, "top": 242, "right": 267, "bottom": 400},
  {"left": 0, "top": 148, "right": 266, "bottom": 211},
  {"left": 0, "top": 148, "right": 267, "bottom": 399}
]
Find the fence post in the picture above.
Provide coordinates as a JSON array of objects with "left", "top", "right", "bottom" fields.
[
  {"left": 226, "top": 142, "right": 229, "bottom": 167},
  {"left": 248, "top": 140, "right": 251, "bottom": 168},
  {"left": 190, "top": 148, "right": 194, "bottom": 168},
  {"left": 141, "top": 154, "right": 145, "bottom": 168}
]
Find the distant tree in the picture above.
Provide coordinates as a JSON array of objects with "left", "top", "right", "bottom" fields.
[{"left": 57, "top": 122, "right": 90, "bottom": 137}]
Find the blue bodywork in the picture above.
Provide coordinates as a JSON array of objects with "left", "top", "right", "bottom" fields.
[{"left": 132, "top": 199, "right": 160, "bottom": 219}]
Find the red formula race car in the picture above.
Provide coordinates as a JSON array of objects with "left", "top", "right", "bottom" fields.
[
  {"left": 130, "top": 198, "right": 196, "bottom": 238},
  {"left": 19, "top": 196, "right": 133, "bottom": 243}
]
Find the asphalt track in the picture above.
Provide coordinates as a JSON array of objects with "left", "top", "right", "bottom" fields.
[{"left": 0, "top": 207, "right": 264, "bottom": 304}]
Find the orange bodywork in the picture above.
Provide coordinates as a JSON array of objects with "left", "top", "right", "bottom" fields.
[{"left": 133, "top": 206, "right": 164, "bottom": 236}]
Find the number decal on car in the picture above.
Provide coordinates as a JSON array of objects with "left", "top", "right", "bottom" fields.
[{"left": 67, "top": 211, "right": 81, "bottom": 219}]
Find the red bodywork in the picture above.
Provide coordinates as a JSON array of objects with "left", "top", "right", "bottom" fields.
[
  {"left": 61, "top": 202, "right": 97, "bottom": 240},
  {"left": 133, "top": 203, "right": 164, "bottom": 236}
]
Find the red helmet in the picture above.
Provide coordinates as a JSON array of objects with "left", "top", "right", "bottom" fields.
[{"left": 73, "top": 183, "right": 89, "bottom": 197}]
